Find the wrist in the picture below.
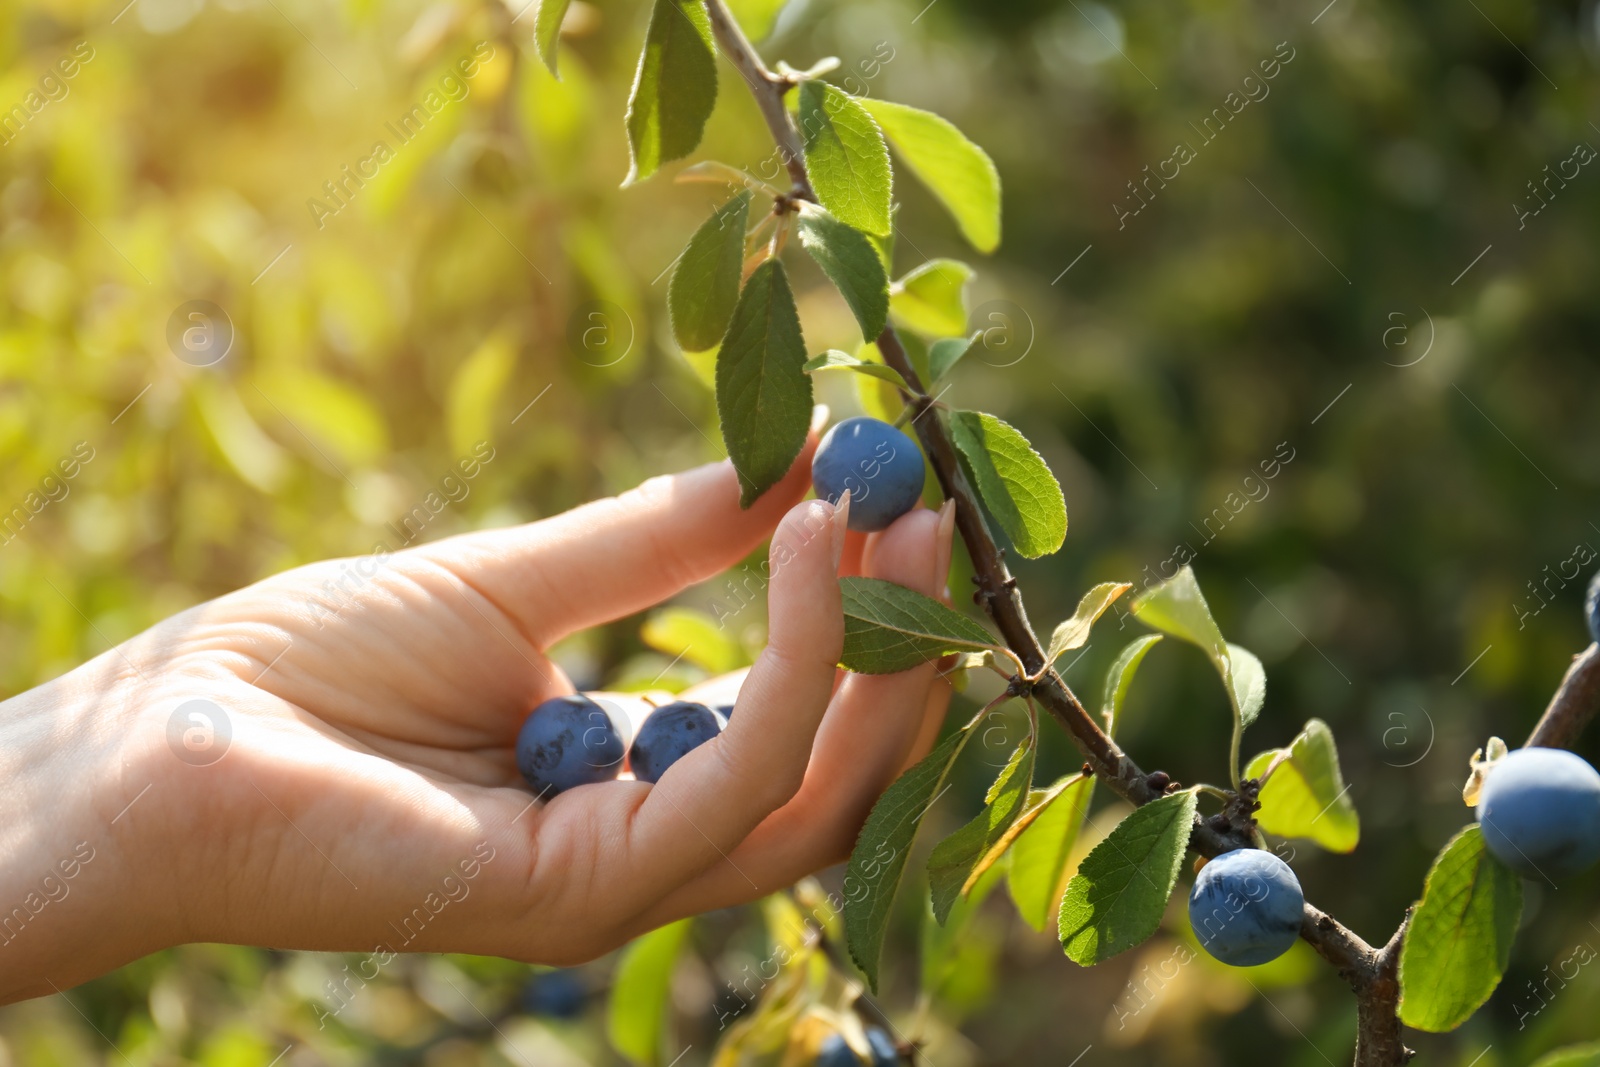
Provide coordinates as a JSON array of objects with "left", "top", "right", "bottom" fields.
[{"left": 0, "top": 661, "right": 182, "bottom": 1002}]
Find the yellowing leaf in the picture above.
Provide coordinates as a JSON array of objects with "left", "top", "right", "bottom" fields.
[
  {"left": 1102, "top": 634, "right": 1163, "bottom": 737},
  {"left": 200, "top": 382, "right": 289, "bottom": 493},
  {"left": 1533, "top": 1044, "right": 1600, "bottom": 1067},
  {"left": 726, "top": 0, "right": 788, "bottom": 40},
  {"left": 641, "top": 606, "right": 748, "bottom": 675},
  {"left": 447, "top": 330, "right": 516, "bottom": 456},
  {"left": 1244, "top": 719, "right": 1359, "bottom": 853},
  {"left": 846, "top": 728, "right": 974, "bottom": 992},
  {"left": 889, "top": 258, "right": 971, "bottom": 337},
  {"left": 256, "top": 367, "right": 390, "bottom": 468},
  {"left": 927, "top": 739, "right": 1035, "bottom": 923},
  {"left": 803, "top": 349, "right": 908, "bottom": 390},
  {"left": 1006, "top": 774, "right": 1094, "bottom": 931},
  {"left": 1047, "top": 582, "right": 1133, "bottom": 663},
  {"left": 608, "top": 920, "right": 692, "bottom": 1064},
  {"left": 533, "top": 0, "right": 572, "bottom": 77},
  {"left": 858, "top": 98, "right": 1001, "bottom": 253}
]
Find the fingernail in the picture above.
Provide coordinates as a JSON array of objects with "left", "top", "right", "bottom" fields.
[
  {"left": 810, "top": 403, "right": 830, "bottom": 435},
  {"left": 831, "top": 489, "right": 851, "bottom": 569},
  {"left": 934, "top": 499, "right": 956, "bottom": 590}
]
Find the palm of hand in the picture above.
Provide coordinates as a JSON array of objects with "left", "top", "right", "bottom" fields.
[{"left": 101, "top": 453, "right": 950, "bottom": 970}]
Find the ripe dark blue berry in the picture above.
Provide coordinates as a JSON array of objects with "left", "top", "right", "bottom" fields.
[
  {"left": 515, "top": 694, "right": 628, "bottom": 797},
  {"left": 519, "top": 970, "right": 586, "bottom": 1019},
  {"left": 817, "top": 1033, "right": 864, "bottom": 1067},
  {"left": 1188, "top": 848, "right": 1304, "bottom": 967},
  {"left": 1477, "top": 747, "right": 1600, "bottom": 878},
  {"left": 811, "top": 416, "right": 925, "bottom": 532},
  {"left": 1586, "top": 570, "right": 1600, "bottom": 645},
  {"left": 629, "top": 701, "right": 727, "bottom": 784}
]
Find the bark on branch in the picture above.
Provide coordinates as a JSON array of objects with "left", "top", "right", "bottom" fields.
[
  {"left": 697, "top": 3, "right": 1407, "bottom": 1061},
  {"left": 1525, "top": 642, "right": 1600, "bottom": 748}
]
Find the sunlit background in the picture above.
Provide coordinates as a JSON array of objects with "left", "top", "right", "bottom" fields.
[{"left": 3, "top": 0, "right": 1600, "bottom": 1062}]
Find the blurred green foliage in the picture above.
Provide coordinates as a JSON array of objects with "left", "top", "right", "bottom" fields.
[{"left": 3, "top": 0, "right": 1600, "bottom": 1062}]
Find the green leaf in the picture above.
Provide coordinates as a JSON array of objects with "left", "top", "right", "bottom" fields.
[
  {"left": 1398, "top": 825, "right": 1523, "bottom": 1033},
  {"left": 446, "top": 331, "right": 515, "bottom": 457},
  {"left": 1058, "top": 789, "right": 1198, "bottom": 965},
  {"left": 607, "top": 919, "right": 692, "bottom": 1064},
  {"left": 928, "top": 739, "right": 1035, "bottom": 924},
  {"left": 623, "top": 0, "right": 717, "bottom": 185},
  {"left": 715, "top": 259, "right": 812, "bottom": 507},
  {"left": 1132, "top": 567, "right": 1263, "bottom": 735},
  {"left": 927, "top": 333, "right": 976, "bottom": 383},
  {"left": 668, "top": 191, "right": 751, "bottom": 352},
  {"left": 1101, "top": 634, "right": 1163, "bottom": 737},
  {"left": 1243, "top": 719, "right": 1359, "bottom": 853},
  {"left": 1006, "top": 773, "right": 1094, "bottom": 931},
  {"left": 725, "top": 0, "right": 788, "bottom": 40},
  {"left": 795, "top": 204, "right": 889, "bottom": 339},
  {"left": 922, "top": 854, "right": 1004, "bottom": 999},
  {"left": 948, "top": 410, "right": 1067, "bottom": 559},
  {"left": 1533, "top": 1044, "right": 1600, "bottom": 1067},
  {"left": 889, "top": 258, "right": 971, "bottom": 337},
  {"left": 858, "top": 98, "right": 1001, "bottom": 253},
  {"left": 260, "top": 366, "right": 390, "bottom": 467},
  {"left": 851, "top": 342, "right": 905, "bottom": 425},
  {"left": 640, "top": 606, "right": 748, "bottom": 675},
  {"left": 797, "top": 81, "right": 892, "bottom": 236},
  {"left": 680, "top": 345, "right": 717, "bottom": 391},
  {"left": 533, "top": 0, "right": 572, "bottom": 77},
  {"left": 1228, "top": 642, "right": 1267, "bottom": 731},
  {"left": 803, "top": 349, "right": 908, "bottom": 390},
  {"left": 839, "top": 576, "right": 1001, "bottom": 674},
  {"left": 866, "top": 208, "right": 896, "bottom": 274},
  {"left": 846, "top": 728, "right": 973, "bottom": 992},
  {"left": 1131, "top": 566, "right": 1229, "bottom": 667},
  {"left": 1046, "top": 582, "right": 1133, "bottom": 664}
]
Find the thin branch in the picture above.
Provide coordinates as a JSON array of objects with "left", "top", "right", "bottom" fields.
[
  {"left": 1525, "top": 642, "right": 1600, "bottom": 748},
  {"left": 877, "top": 318, "right": 1183, "bottom": 833},
  {"left": 698, "top": 6, "right": 1405, "bottom": 1062},
  {"left": 702, "top": 0, "right": 812, "bottom": 199}
]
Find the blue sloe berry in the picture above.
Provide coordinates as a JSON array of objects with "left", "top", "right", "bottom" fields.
[
  {"left": 1586, "top": 570, "right": 1600, "bottom": 645},
  {"left": 1188, "top": 848, "right": 1304, "bottom": 967},
  {"left": 1477, "top": 746, "right": 1600, "bottom": 878},
  {"left": 817, "top": 1033, "right": 864, "bottom": 1067},
  {"left": 629, "top": 701, "right": 727, "bottom": 784},
  {"left": 811, "top": 416, "right": 926, "bottom": 532},
  {"left": 865, "top": 1027, "right": 898, "bottom": 1065},
  {"left": 519, "top": 970, "right": 586, "bottom": 1019},
  {"left": 515, "top": 694, "right": 628, "bottom": 797}
]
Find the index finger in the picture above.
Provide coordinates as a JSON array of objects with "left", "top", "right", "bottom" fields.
[{"left": 412, "top": 411, "right": 825, "bottom": 647}]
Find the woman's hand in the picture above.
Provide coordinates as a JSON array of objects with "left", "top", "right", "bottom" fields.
[{"left": 0, "top": 440, "right": 955, "bottom": 1003}]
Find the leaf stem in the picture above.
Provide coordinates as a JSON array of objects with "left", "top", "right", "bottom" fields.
[
  {"left": 1229, "top": 715, "right": 1244, "bottom": 792},
  {"left": 701, "top": 0, "right": 813, "bottom": 200}
]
